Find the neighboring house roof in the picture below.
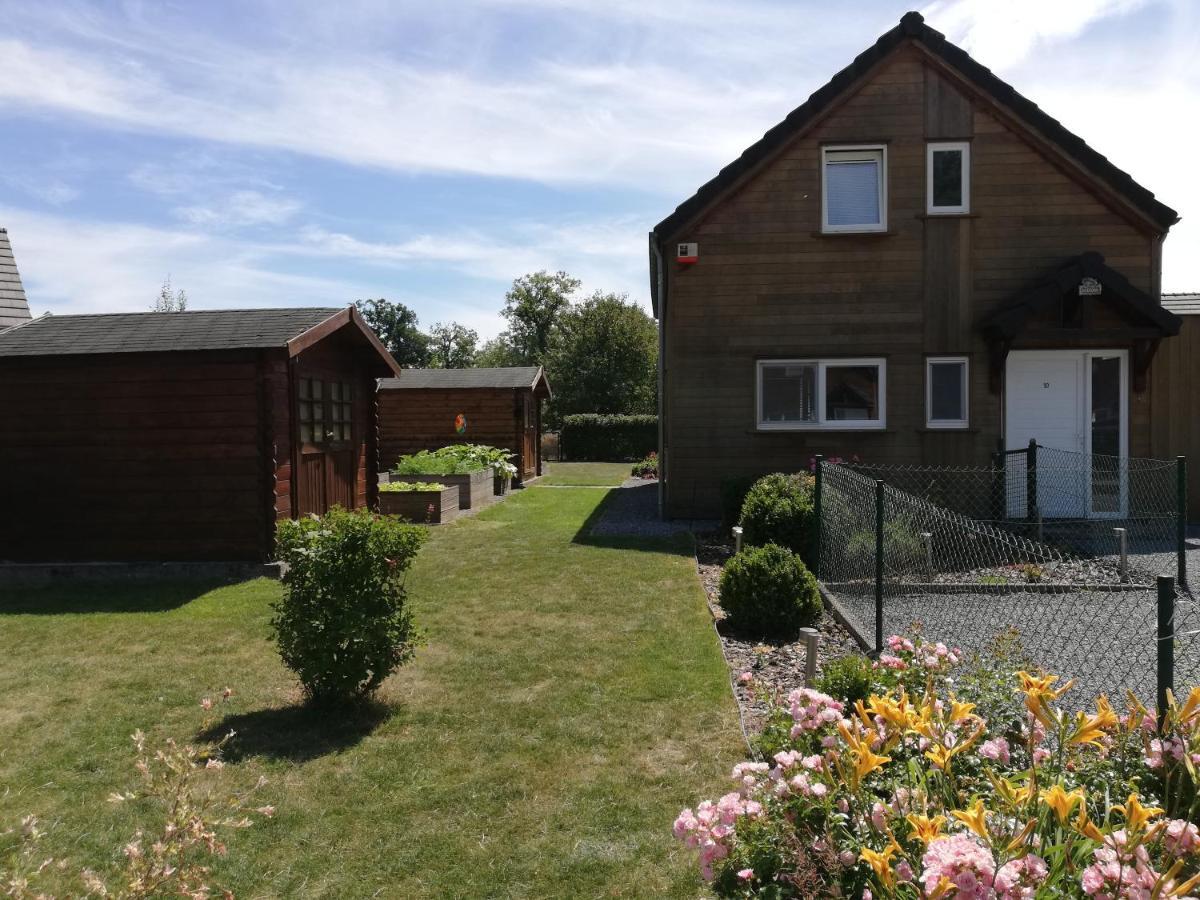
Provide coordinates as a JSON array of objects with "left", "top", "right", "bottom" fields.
[
  {"left": 1163, "top": 294, "right": 1200, "bottom": 315},
  {"left": 379, "top": 365, "right": 552, "bottom": 397},
  {"left": 0, "top": 228, "right": 31, "bottom": 330},
  {"left": 0, "top": 306, "right": 404, "bottom": 376},
  {"left": 981, "top": 252, "right": 1183, "bottom": 340},
  {"left": 650, "top": 11, "right": 1179, "bottom": 312}
]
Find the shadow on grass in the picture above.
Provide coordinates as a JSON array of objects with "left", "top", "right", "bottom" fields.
[
  {"left": 569, "top": 483, "right": 701, "bottom": 556},
  {"left": 0, "top": 579, "right": 230, "bottom": 615},
  {"left": 198, "top": 699, "right": 392, "bottom": 763}
]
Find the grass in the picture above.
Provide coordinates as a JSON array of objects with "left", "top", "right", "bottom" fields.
[
  {"left": 0, "top": 487, "right": 741, "bottom": 897},
  {"left": 539, "top": 461, "right": 633, "bottom": 486}
]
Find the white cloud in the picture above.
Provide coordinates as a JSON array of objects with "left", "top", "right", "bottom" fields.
[
  {"left": 921, "top": 0, "right": 1153, "bottom": 69},
  {"left": 176, "top": 190, "right": 302, "bottom": 228}
]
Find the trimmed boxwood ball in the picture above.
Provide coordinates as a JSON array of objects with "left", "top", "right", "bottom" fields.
[
  {"left": 719, "top": 543, "right": 821, "bottom": 637},
  {"left": 738, "top": 472, "right": 816, "bottom": 564}
]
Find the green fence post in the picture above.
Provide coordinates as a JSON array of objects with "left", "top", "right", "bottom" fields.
[
  {"left": 1178, "top": 456, "right": 1188, "bottom": 589},
  {"left": 1026, "top": 438, "right": 1038, "bottom": 524},
  {"left": 992, "top": 450, "right": 1004, "bottom": 522},
  {"left": 1158, "top": 575, "right": 1176, "bottom": 724},
  {"left": 813, "top": 455, "right": 824, "bottom": 580},
  {"left": 875, "top": 478, "right": 885, "bottom": 654}
]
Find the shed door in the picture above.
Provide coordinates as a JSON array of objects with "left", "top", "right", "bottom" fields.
[
  {"left": 518, "top": 393, "right": 536, "bottom": 479},
  {"left": 296, "top": 374, "right": 357, "bottom": 516}
]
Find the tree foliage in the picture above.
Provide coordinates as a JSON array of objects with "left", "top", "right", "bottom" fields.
[
  {"left": 546, "top": 292, "right": 657, "bottom": 424},
  {"left": 355, "top": 298, "right": 430, "bottom": 367},
  {"left": 426, "top": 321, "right": 478, "bottom": 369},
  {"left": 152, "top": 276, "right": 188, "bottom": 312},
  {"left": 500, "top": 270, "right": 579, "bottom": 366},
  {"left": 475, "top": 335, "right": 523, "bottom": 368}
]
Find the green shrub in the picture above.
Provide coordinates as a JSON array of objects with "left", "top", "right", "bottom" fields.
[
  {"left": 379, "top": 481, "right": 446, "bottom": 492},
  {"left": 815, "top": 653, "right": 873, "bottom": 707},
  {"left": 630, "top": 451, "right": 658, "bottom": 479},
  {"left": 738, "top": 473, "right": 816, "bottom": 564},
  {"left": 392, "top": 450, "right": 480, "bottom": 475},
  {"left": 561, "top": 413, "right": 657, "bottom": 461},
  {"left": 718, "top": 543, "right": 821, "bottom": 637},
  {"left": 272, "top": 507, "right": 427, "bottom": 704},
  {"left": 845, "top": 519, "right": 927, "bottom": 574},
  {"left": 719, "top": 474, "right": 760, "bottom": 530}
]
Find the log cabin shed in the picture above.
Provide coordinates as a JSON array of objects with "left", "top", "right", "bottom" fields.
[
  {"left": 376, "top": 366, "right": 551, "bottom": 482},
  {"left": 0, "top": 306, "right": 401, "bottom": 562}
]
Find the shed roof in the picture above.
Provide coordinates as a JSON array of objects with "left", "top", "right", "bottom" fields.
[
  {"left": 1163, "top": 294, "right": 1200, "bottom": 315},
  {"left": 379, "top": 366, "right": 551, "bottom": 395},
  {"left": 0, "top": 229, "right": 31, "bottom": 330},
  {"left": 0, "top": 307, "right": 346, "bottom": 357}
]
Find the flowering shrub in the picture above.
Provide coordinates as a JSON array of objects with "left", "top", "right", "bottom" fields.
[
  {"left": 630, "top": 451, "right": 658, "bottom": 479},
  {"left": 1, "top": 691, "right": 271, "bottom": 898},
  {"left": 274, "top": 506, "right": 426, "bottom": 703},
  {"left": 675, "top": 633, "right": 1200, "bottom": 898}
]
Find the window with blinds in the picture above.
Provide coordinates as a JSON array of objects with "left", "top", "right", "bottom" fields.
[{"left": 821, "top": 145, "right": 887, "bottom": 233}]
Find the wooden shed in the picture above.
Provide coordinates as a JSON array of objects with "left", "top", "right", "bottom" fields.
[
  {"left": 0, "top": 306, "right": 401, "bottom": 562},
  {"left": 377, "top": 367, "right": 551, "bottom": 482}
]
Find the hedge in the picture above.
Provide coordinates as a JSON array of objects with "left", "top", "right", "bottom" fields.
[{"left": 561, "top": 414, "right": 658, "bottom": 461}]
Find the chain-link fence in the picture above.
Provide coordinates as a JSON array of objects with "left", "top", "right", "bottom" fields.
[{"left": 815, "top": 451, "right": 1190, "bottom": 708}]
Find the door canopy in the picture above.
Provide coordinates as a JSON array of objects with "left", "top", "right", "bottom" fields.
[{"left": 981, "top": 252, "right": 1181, "bottom": 392}]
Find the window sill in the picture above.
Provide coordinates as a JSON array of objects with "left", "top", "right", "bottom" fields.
[
  {"left": 917, "top": 426, "right": 979, "bottom": 433},
  {"left": 916, "top": 213, "right": 979, "bottom": 220},
  {"left": 813, "top": 229, "right": 894, "bottom": 238},
  {"left": 751, "top": 427, "right": 892, "bottom": 434}
]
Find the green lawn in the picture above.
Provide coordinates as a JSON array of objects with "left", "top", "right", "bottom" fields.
[
  {"left": 0, "top": 487, "right": 740, "bottom": 897},
  {"left": 538, "top": 461, "right": 633, "bottom": 486}
]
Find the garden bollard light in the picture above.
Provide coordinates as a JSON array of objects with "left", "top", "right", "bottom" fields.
[
  {"left": 732, "top": 526, "right": 743, "bottom": 554},
  {"left": 1114, "top": 527, "right": 1128, "bottom": 582},
  {"left": 799, "top": 627, "right": 819, "bottom": 686},
  {"left": 921, "top": 531, "right": 933, "bottom": 582}
]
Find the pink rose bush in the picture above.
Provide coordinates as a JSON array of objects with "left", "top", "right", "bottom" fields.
[{"left": 673, "top": 633, "right": 1200, "bottom": 897}]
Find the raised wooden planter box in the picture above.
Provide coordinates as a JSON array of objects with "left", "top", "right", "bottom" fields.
[
  {"left": 380, "top": 468, "right": 493, "bottom": 510},
  {"left": 377, "top": 485, "right": 459, "bottom": 524}
]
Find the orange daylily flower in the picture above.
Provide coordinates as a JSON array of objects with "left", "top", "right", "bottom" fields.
[
  {"left": 1041, "top": 784, "right": 1086, "bottom": 824},
  {"left": 951, "top": 798, "right": 989, "bottom": 842},
  {"left": 860, "top": 840, "right": 901, "bottom": 890},
  {"left": 1069, "top": 697, "right": 1119, "bottom": 748},
  {"left": 905, "top": 813, "right": 946, "bottom": 845},
  {"left": 1016, "top": 671, "right": 1073, "bottom": 728},
  {"left": 1114, "top": 793, "right": 1162, "bottom": 835}
]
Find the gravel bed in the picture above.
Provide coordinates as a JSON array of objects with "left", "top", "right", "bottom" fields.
[
  {"left": 696, "top": 533, "right": 862, "bottom": 733},
  {"left": 825, "top": 583, "right": 1168, "bottom": 708}
]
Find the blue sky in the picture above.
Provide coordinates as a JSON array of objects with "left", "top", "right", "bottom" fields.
[{"left": 1, "top": 0, "right": 1196, "bottom": 338}]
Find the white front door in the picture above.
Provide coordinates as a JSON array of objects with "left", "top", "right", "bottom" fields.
[{"left": 1004, "top": 350, "right": 1128, "bottom": 518}]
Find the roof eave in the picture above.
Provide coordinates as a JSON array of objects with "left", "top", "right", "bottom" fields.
[{"left": 287, "top": 306, "right": 403, "bottom": 377}]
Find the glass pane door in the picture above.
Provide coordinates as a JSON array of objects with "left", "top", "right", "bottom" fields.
[{"left": 1089, "top": 355, "right": 1123, "bottom": 515}]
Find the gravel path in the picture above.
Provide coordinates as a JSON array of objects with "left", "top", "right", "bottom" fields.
[{"left": 587, "top": 479, "right": 719, "bottom": 537}]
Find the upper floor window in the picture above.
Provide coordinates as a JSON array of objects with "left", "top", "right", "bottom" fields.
[
  {"left": 927, "top": 141, "right": 970, "bottom": 214},
  {"left": 822, "top": 145, "right": 887, "bottom": 233},
  {"left": 757, "top": 358, "right": 886, "bottom": 430}
]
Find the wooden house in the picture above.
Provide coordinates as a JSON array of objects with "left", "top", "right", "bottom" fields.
[
  {"left": 0, "top": 306, "right": 401, "bottom": 562},
  {"left": 649, "top": 11, "right": 1183, "bottom": 518},
  {"left": 1151, "top": 295, "right": 1200, "bottom": 520},
  {"left": 377, "top": 367, "right": 551, "bottom": 482}
]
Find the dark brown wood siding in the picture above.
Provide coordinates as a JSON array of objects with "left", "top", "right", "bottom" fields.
[
  {"left": 0, "top": 350, "right": 268, "bottom": 561},
  {"left": 378, "top": 387, "right": 534, "bottom": 478},
  {"left": 661, "top": 45, "right": 1161, "bottom": 517},
  {"left": 1150, "top": 316, "right": 1200, "bottom": 521}
]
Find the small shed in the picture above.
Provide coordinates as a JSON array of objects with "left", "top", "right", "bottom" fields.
[
  {"left": 0, "top": 306, "right": 401, "bottom": 562},
  {"left": 377, "top": 366, "right": 552, "bottom": 482}
]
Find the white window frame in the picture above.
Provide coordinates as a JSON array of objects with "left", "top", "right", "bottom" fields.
[
  {"left": 926, "top": 141, "right": 970, "bottom": 215},
  {"left": 756, "top": 358, "right": 887, "bottom": 431},
  {"left": 821, "top": 144, "right": 888, "bottom": 234},
  {"left": 925, "top": 356, "right": 969, "bottom": 429}
]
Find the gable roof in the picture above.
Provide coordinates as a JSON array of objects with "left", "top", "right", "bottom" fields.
[
  {"left": 0, "top": 229, "right": 31, "bottom": 330},
  {"left": 1163, "top": 294, "right": 1200, "bottom": 316},
  {"left": 0, "top": 305, "right": 401, "bottom": 375},
  {"left": 981, "top": 252, "right": 1182, "bottom": 340},
  {"left": 651, "top": 11, "right": 1178, "bottom": 254},
  {"left": 379, "top": 365, "right": 551, "bottom": 396}
]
